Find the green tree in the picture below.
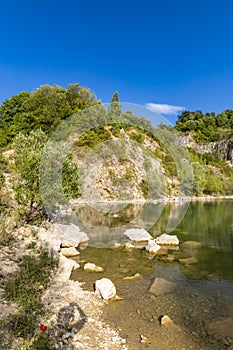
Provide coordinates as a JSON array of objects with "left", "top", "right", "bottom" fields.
[
  {"left": 13, "top": 129, "right": 48, "bottom": 221},
  {"left": 109, "top": 91, "right": 122, "bottom": 117}
]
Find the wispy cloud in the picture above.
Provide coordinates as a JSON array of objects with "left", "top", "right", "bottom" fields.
[{"left": 145, "top": 103, "right": 186, "bottom": 115}]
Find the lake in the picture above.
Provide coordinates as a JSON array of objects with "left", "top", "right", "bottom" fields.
[{"left": 71, "top": 200, "right": 233, "bottom": 349}]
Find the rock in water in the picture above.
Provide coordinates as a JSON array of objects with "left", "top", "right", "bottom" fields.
[
  {"left": 54, "top": 223, "right": 89, "bottom": 244},
  {"left": 124, "top": 228, "right": 152, "bottom": 241},
  {"left": 146, "top": 239, "right": 161, "bottom": 254},
  {"left": 149, "top": 277, "right": 177, "bottom": 296},
  {"left": 156, "top": 233, "right": 179, "bottom": 246},
  {"left": 84, "top": 263, "right": 104, "bottom": 272},
  {"left": 95, "top": 278, "right": 116, "bottom": 300},
  {"left": 60, "top": 247, "right": 80, "bottom": 257}
]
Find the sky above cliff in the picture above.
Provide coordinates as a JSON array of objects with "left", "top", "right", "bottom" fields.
[{"left": 0, "top": 0, "right": 233, "bottom": 124}]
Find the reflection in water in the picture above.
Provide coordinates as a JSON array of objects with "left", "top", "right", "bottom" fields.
[{"left": 71, "top": 201, "right": 233, "bottom": 350}]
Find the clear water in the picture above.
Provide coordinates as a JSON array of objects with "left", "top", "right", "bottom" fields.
[{"left": 71, "top": 200, "right": 233, "bottom": 349}]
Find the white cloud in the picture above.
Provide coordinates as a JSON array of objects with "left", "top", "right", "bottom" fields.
[{"left": 145, "top": 103, "right": 186, "bottom": 115}]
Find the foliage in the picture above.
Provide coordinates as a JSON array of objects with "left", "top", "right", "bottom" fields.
[
  {"left": 176, "top": 109, "right": 233, "bottom": 142},
  {"left": 3, "top": 248, "right": 58, "bottom": 341},
  {"left": 0, "top": 84, "right": 99, "bottom": 147},
  {"left": 13, "top": 130, "right": 48, "bottom": 221}
]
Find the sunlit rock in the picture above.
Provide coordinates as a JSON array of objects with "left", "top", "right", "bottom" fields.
[
  {"left": 60, "top": 247, "right": 80, "bottom": 257},
  {"left": 84, "top": 263, "right": 104, "bottom": 272},
  {"left": 156, "top": 233, "right": 179, "bottom": 246},
  {"left": 95, "top": 278, "right": 116, "bottom": 300},
  {"left": 145, "top": 239, "right": 161, "bottom": 254},
  {"left": 159, "top": 315, "right": 174, "bottom": 326},
  {"left": 124, "top": 228, "right": 152, "bottom": 241}
]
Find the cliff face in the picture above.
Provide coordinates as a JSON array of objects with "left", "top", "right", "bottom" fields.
[{"left": 179, "top": 135, "right": 233, "bottom": 164}]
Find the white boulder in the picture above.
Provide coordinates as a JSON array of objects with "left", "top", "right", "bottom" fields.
[
  {"left": 124, "top": 228, "right": 152, "bottom": 242},
  {"left": 95, "top": 278, "right": 116, "bottom": 300},
  {"left": 54, "top": 223, "right": 89, "bottom": 244},
  {"left": 146, "top": 239, "right": 161, "bottom": 254},
  {"left": 156, "top": 233, "right": 179, "bottom": 246}
]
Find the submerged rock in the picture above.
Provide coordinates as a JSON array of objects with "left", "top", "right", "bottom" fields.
[
  {"left": 179, "top": 257, "right": 198, "bottom": 265},
  {"left": 124, "top": 228, "right": 152, "bottom": 241},
  {"left": 182, "top": 240, "right": 202, "bottom": 249},
  {"left": 145, "top": 239, "right": 161, "bottom": 254},
  {"left": 156, "top": 233, "right": 179, "bottom": 246},
  {"left": 84, "top": 263, "right": 104, "bottom": 272},
  {"left": 123, "top": 273, "right": 142, "bottom": 280},
  {"left": 206, "top": 316, "right": 233, "bottom": 339},
  {"left": 149, "top": 277, "right": 177, "bottom": 296},
  {"left": 95, "top": 278, "right": 117, "bottom": 300}
]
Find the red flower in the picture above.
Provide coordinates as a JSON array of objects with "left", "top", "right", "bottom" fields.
[{"left": 39, "top": 324, "right": 47, "bottom": 332}]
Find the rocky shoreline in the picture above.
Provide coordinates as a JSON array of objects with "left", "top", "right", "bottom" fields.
[{"left": 0, "top": 221, "right": 128, "bottom": 350}]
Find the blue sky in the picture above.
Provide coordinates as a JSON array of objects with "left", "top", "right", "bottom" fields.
[{"left": 0, "top": 0, "right": 233, "bottom": 124}]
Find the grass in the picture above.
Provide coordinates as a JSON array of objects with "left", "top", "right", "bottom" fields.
[{"left": 1, "top": 248, "right": 58, "bottom": 349}]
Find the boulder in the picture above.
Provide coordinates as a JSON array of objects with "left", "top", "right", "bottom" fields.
[
  {"left": 95, "top": 278, "right": 116, "bottom": 300},
  {"left": 124, "top": 228, "right": 152, "bottom": 241},
  {"left": 58, "top": 255, "right": 79, "bottom": 279},
  {"left": 156, "top": 233, "right": 179, "bottom": 246},
  {"left": 60, "top": 247, "right": 80, "bottom": 257},
  {"left": 145, "top": 239, "right": 161, "bottom": 254},
  {"left": 149, "top": 277, "right": 177, "bottom": 296},
  {"left": 54, "top": 223, "right": 89, "bottom": 244},
  {"left": 84, "top": 263, "right": 104, "bottom": 272}
]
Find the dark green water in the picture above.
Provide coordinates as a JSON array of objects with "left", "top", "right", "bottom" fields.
[{"left": 71, "top": 200, "right": 233, "bottom": 350}]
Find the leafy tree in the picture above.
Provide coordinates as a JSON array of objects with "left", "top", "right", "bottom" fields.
[
  {"left": 109, "top": 91, "right": 122, "bottom": 117},
  {"left": 13, "top": 130, "right": 48, "bottom": 221}
]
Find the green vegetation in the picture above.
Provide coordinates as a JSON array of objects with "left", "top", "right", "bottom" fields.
[
  {"left": 176, "top": 109, "right": 233, "bottom": 142},
  {"left": 0, "top": 84, "right": 233, "bottom": 221},
  {"left": 1, "top": 248, "right": 58, "bottom": 349}
]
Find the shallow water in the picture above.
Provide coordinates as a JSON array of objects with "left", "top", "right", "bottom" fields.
[{"left": 71, "top": 200, "right": 233, "bottom": 349}]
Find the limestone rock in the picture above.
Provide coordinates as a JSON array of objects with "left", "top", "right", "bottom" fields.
[
  {"left": 145, "top": 239, "right": 161, "bottom": 254},
  {"left": 160, "top": 315, "right": 174, "bottom": 326},
  {"left": 84, "top": 263, "right": 104, "bottom": 272},
  {"left": 54, "top": 223, "right": 89, "bottom": 244},
  {"left": 60, "top": 247, "right": 80, "bottom": 257},
  {"left": 95, "top": 278, "right": 116, "bottom": 300},
  {"left": 124, "top": 228, "right": 152, "bottom": 241},
  {"left": 149, "top": 277, "right": 177, "bottom": 296},
  {"left": 156, "top": 233, "right": 179, "bottom": 246},
  {"left": 58, "top": 255, "right": 78, "bottom": 279}
]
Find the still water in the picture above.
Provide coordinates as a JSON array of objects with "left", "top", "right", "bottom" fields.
[{"left": 71, "top": 200, "right": 233, "bottom": 349}]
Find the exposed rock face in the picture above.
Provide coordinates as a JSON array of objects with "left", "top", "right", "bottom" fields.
[
  {"left": 149, "top": 277, "right": 177, "bottom": 296},
  {"left": 179, "top": 135, "right": 233, "bottom": 164},
  {"left": 124, "top": 228, "right": 152, "bottom": 241},
  {"left": 95, "top": 278, "right": 117, "bottom": 300}
]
